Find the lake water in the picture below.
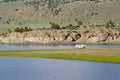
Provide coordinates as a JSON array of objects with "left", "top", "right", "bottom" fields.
[
  {"left": 0, "top": 44, "right": 120, "bottom": 50},
  {"left": 0, "top": 58, "right": 120, "bottom": 80}
]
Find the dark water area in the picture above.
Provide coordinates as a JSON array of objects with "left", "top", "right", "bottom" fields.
[
  {"left": 0, "top": 58, "right": 120, "bottom": 80},
  {"left": 0, "top": 44, "right": 120, "bottom": 50}
]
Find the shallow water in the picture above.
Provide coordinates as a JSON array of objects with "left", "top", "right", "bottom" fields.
[
  {"left": 0, "top": 58, "right": 120, "bottom": 80},
  {"left": 0, "top": 44, "right": 120, "bottom": 50}
]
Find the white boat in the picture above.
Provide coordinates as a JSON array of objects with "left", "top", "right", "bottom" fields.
[{"left": 75, "top": 45, "right": 86, "bottom": 48}]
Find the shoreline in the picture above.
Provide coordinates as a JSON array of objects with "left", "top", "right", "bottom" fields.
[
  {"left": 0, "top": 48, "right": 120, "bottom": 64},
  {"left": 0, "top": 40, "right": 120, "bottom": 45}
]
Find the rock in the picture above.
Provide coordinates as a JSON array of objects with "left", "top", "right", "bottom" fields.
[
  {"left": 0, "top": 27, "right": 120, "bottom": 44},
  {"left": 67, "top": 36, "right": 74, "bottom": 42}
]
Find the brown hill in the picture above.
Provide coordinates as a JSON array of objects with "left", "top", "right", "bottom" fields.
[{"left": 0, "top": 0, "right": 120, "bottom": 29}]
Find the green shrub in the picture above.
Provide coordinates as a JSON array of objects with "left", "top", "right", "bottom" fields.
[
  {"left": 24, "top": 26, "right": 29, "bottom": 32},
  {"left": 50, "top": 23, "right": 60, "bottom": 29},
  {"left": 77, "top": 20, "right": 83, "bottom": 26},
  {"left": 14, "top": 27, "right": 20, "bottom": 32},
  {"left": 105, "top": 20, "right": 116, "bottom": 28},
  {"left": 0, "top": 33, "right": 2, "bottom": 36},
  {"left": 0, "top": 32, "right": 7, "bottom": 37},
  {"left": 66, "top": 24, "right": 76, "bottom": 30},
  {"left": 28, "top": 27, "right": 32, "bottom": 31},
  {"left": 14, "top": 26, "right": 32, "bottom": 32},
  {"left": 7, "top": 29, "right": 12, "bottom": 33},
  {"left": 19, "top": 27, "right": 24, "bottom": 33}
]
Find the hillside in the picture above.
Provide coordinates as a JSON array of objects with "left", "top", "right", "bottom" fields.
[{"left": 0, "top": 0, "right": 120, "bottom": 31}]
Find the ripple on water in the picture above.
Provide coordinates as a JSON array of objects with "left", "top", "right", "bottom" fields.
[{"left": 0, "top": 58, "right": 120, "bottom": 80}]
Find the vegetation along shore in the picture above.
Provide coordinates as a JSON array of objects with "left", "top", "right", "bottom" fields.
[{"left": 0, "top": 48, "right": 120, "bottom": 64}]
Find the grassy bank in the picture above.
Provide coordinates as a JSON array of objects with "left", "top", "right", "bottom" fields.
[{"left": 0, "top": 48, "right": 120, "bottom": 63}]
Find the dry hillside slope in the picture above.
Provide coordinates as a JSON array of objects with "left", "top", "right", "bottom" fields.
[{"left": 0, "top": 0, "right": 120, "bottom": 29}]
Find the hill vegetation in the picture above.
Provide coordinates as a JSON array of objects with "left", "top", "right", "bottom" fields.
[{"left": 0, "top": 0, "right": 120, "bottom": 32}]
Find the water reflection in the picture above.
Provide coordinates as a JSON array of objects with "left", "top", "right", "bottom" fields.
[
  {"left": 0, "top": 44, "right": 74, "bottom": 50},
  {"left": 0, "top": 44, "right": 120, "bottom": 50},
  {"left": 0, "top": 58, "right": 120, "bottom": 80}
]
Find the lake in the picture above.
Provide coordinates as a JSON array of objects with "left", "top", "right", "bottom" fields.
[
  {"left": 0, "top": 58, "right": 120, "bottom": 80},
  {"left": 0, "top": 44, "right": 120, "bottom": 50}
]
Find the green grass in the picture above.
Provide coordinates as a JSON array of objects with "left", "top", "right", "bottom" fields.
[
  {"left": 0, "top": 53, "right": 120, "bottom": 63},
  {"left": 0, "top": 48, "right": 120, "bottom": 63}
]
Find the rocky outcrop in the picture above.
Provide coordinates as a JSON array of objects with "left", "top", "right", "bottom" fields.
[{"left": 0, "top": 27, "right": 120, "bottom": 44}]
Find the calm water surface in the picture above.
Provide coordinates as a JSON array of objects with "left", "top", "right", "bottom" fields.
[
  {"left": 0, "top": 58, "right": 120, "bottom": 80},
  {"left": 0, "top": 44, "right": 120, "bottom": 50}
]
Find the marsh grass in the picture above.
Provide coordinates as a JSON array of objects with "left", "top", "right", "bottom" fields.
[
  {"left": 0, "top": 48, "right": 120, "bottom": 63},
  {"left": 0, "top": 53, "right": 120, "bottom": 63}
]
